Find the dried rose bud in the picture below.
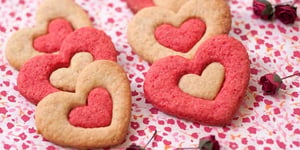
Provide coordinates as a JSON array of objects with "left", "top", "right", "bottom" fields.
[
  {"left": 253, "top": 0, "right": 274, "bottom": 20},
  {"left": 275, "top": 5, "right": 297, "bottom": 24},
  {"left": 199, "top": 135, "right": 220, "bottom": 150},
  {"left": 126, "top": 144, "right": 144, "bottom": 150},
  {"left": 259, "top": 73, "right": 282, "bottom": 95}
]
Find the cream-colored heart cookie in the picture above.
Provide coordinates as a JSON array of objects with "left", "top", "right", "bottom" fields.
[
  {"left": 154, "top": 0, "right": 187, "bottom": 12},
  {"left": 36, "top": 60, "right": 131, "bottom": 148},
  {"left": 50, "top": 52, "right": 93, "bottom": 92},
  {"left": 179, "top": 63, "right": 225, "bottom": 100},
  {"left": 5, "top": 0, "right": 92, "bottom": 70},
  {"left": 128, "top": 0, "right": 231, "bottom": 63}
]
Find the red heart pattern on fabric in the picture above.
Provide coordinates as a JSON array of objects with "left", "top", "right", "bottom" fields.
[
  {"left": 33, "top": 18, "right": 73, "bottom": 53},
  {"left": 144, "top": 35, "right": 250, "bottom": 126},
  {"left": 155, "top": 18, "right": 206, "bottom": 53},
  {"left": 17, "top": 27, "right": 117, "bottom": 104}
]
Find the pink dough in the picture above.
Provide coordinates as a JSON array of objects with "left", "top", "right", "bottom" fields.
[
  {"left": 33, "top": 18, "right": 73, "bottom": 53},
  {"left": 126, "top": 0, "right": 154, "bottom": 13},
  {"left": 155, "top": 18, "right": 206, "bottom": 53},
  {"left": 68, "top": 88, "right": 113, "bottom": 128}
]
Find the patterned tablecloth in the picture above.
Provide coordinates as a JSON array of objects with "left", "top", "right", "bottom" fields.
[{"left": 0, "top": 0, "right": 300, "bottom": 149}]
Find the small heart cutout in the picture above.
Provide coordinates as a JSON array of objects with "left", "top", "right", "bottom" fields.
[
  {"left": 33, "top": 18, "right": 73, "bottom": 53},
  {"left": 50, "top": 52, "right": 94, "bottom": 92},
  {"left": 155, "top": 18, "right": 206, "bottom": 53},
  {"left": 68, "top": 87, "right": 113, "bottom": 128},
  {"left": 179, "top": 62, "right": 225, "bottom": 100}
]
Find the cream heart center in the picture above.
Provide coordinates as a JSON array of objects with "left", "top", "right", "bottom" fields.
[
  {"left": 178, "top": 63, "right": 225, "bottom": 100},
  {"left": 50, "top": 52, "right": 93, "bottom": 92}
]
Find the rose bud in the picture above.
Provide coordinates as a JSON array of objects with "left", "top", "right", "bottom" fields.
[
  {"left": 275, "top": 5, "right": 297, "bottom": 24},
  {"left": 198, "top": 135, "right": 220, "bottom": 150},
  {"left": 126, "top": 144, "right": 143, "bottom": 150},
  {"left": 259, "top": 73, "right": 282, "bottom": 95},
  {"left": 253, "top": 0, "right": 274, "bottom": 20}
]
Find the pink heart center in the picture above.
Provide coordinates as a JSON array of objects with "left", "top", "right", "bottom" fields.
[
  {"left": 155, "top": 18, "right": 206, "bottom": 53},
  {"left": 68, "top": 88, "right": 112, "bottom": 128},
  {"left": 33, "top": 18, "right": 73, "bottom": 53}
]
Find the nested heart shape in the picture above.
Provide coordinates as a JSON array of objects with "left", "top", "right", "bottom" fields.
[
  {"left": 17, "top": 27, "right": 117, "bottom": 104},
  {"left": 33, "top": 18, "right": 73, "bottom": 53},
  {"left": 50, "top": 52, "right": 94, "bottom": 92},
  {"left": 68, "top": 87, "right": 113, "bottom": 128},
  {"left": 179, "top": 62, "right": 225, "bottom": 100},
  {"left": 128, "top": 0, "right": 231, "bottom": 63},
  {"left": 144, "top": 35, "right": 250, "bottom": 126},
  {"left": 155, "top": 18, "right": 206, "bottom": 53},
  {"left": 36, "top": 60, "right": 131, "bottom": 148},
  {"left": 5, "top": 0, "right": 92, "bottom": 70}
]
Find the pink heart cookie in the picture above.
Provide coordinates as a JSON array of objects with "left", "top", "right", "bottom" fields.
[
  {"left": 17, "top": 27, "right": 117, "bottom": 104},
  {"left": 144, "top": 35, "right": 250, "bottom": 126}
]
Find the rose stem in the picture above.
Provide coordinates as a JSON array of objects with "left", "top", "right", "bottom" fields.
[
  {"left": 281, "top": 72, "right": 300, "bottom": 80},
  {"left": 144, "top": 129, "right": 157, "bottom": 149}
]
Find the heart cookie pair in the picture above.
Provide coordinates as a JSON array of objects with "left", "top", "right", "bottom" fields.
[
  {"left": 17, "top": 28, "right": 131, "bottom": 148},
  {"left": 5, "top": 0, "right": 132, "bottom": 148},
  {"left": 128, "top": 0, "right": 250, "bottom": 125}
]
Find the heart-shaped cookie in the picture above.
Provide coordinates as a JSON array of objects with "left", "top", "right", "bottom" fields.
[
  {"left": 179, "top": 62, "right": 225, "bottom": 100},
  {"left": 5, "top": 0, "right": 92, "bottom": 70},
  {"left": 33, "top": 18, "right": 73, "bottom": 53},
  {"left": 36, "top": 60, "right": 131, "bottom": 148},
  {"left": 17, "top": 27, "right": 117, "bottom": 104},
  {"left": 128, "top": 0, "right": 231, "bottom": 63},
  {"left": 126, "top": 0, "right": 187, "bottom": 13},
  {"left": 144, "top": 35, "right": 250, "bottom": 126}
]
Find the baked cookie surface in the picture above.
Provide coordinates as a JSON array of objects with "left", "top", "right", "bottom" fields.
[
  {"left": 144, "top": 35, "right": 250, "bottom": 126},
  {"left": 17, "top": 27, "right": 117, "bottom": 104},
  {"left": 128, "top": 0, "right": 231, "bottom": 63},
  {"left": 5, "top": 0, "right": 92, "bottom": 70},
  {"left": 36, "top": 60, "right": 131, "bottom": 148}
]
